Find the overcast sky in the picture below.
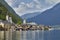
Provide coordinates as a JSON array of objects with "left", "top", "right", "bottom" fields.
[{"left": 5, "top": 0, "right": 60, "bottom": 16}]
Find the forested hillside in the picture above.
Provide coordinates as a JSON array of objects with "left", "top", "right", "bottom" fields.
[{"left": 0, "top": 1, "right": 22, "bottom": 24}]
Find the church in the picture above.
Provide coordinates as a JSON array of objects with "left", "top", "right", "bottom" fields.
[
  {"left": 0, "top": 14, "right": 14, "bottom": 29},
  {"left": 23, "top": 19, "right": 37, "bottom": 25}
]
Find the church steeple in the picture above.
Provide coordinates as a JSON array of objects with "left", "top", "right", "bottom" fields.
[
  {"left": 23, "top": 19, "right": 26, "bottom": 24},
  {"left": 6, "top": 12, "right": 9, "bottom": 21},
  {"left": 9, "top": 17, "right": 12, "bottom": 23}
]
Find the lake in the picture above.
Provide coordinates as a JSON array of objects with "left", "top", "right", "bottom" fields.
[{"left": 0, "top": 29, "right": 60, "bottom": 40}]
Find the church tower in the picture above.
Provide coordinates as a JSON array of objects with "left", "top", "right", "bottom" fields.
[
  {"left": 23, "top": 19, "right": 26, "bottom": 24},
  {"left": 9, "top": 17, "right": 12, "bottom": 23},
  {"left": 6, "top": 14, "right": 9, "bottom": 21},
  {"left": 6, "top": 12, "right": 9, "bottom": 21}
]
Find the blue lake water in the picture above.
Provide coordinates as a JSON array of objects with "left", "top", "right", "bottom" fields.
[
  {"left": 44, "top": 30, "right": 60, "bottom": 40},
  {"left": 0, "top": 29, "right": 60, "bottom": 40},
  {"left": 16, "top": 30, "right": 60, "bottom": 40}
]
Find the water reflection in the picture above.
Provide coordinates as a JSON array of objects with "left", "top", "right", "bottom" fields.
[
  {"left": 19, "top": 30, "right": 44, "bottom": 40},
  {"left": 0, "top": 31, "right": 4, "bottom": 40},
  {"left": 0, "top": 30, "right": 60, "bottom": 40},
  {"left": 0, "top": 30, "right": 44, "bottom": 40}
]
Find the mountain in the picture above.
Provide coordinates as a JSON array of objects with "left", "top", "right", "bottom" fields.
[
  {"left": 0, "top": 0, "right": 22, "bottom": 24},
  {"left": 21, "top": 12, "right": 40, "bottom": 19},
  {"left": 27, "top": 3, "right": 60, "bottom": 26}
]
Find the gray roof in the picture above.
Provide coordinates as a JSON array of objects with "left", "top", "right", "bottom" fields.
[{"left": 0, "top": 20, "right": 12, "bottom": 24}]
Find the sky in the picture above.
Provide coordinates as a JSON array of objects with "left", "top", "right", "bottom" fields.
[{"left": 5, "top": 0, "right": 60, "bottom": 16}]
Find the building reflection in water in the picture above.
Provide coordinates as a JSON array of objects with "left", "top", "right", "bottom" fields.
[{"left": 0, "top": 30, "right": 44, "bottom": 40}]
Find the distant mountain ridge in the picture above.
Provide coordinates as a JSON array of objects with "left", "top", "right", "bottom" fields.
[
  {"left": 27, "top": 3, "right": 60, "bottom": 25},
  {"left": 21, "top": 12, "right": 40, "bottom": 19}
]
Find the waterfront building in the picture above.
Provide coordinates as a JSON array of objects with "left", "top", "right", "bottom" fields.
[{"left": 0, "top": 14, "right": 15, "bottom": 30}]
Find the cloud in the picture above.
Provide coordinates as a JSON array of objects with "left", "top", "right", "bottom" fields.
[
  {"left": 5, "top": 0, "right": 60, "bottom": 16},
  {"left": 46, "top": 0, "right": 60, "bottom": 4},
  {"left": 33, "top": 0, "right": 40, "bottom": 4},
  {"left": 14, "top": 3, "right": 27, "bottom": 13},
  {"left": 5, "top": 0, "right": 14, "bottom": 6},
  {"left": 26, "top": 2, "right": 34, "bottom": 8},
  {"left": 11, "top": 1, "right": 42, "bottom": 16}
]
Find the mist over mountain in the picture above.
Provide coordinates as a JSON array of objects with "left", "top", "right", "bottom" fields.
[{"left": 21, "top": 12, "right": 40, "bottom": 19}]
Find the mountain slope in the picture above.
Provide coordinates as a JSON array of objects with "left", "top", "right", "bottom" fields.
[
  {"left": 27, "top": 3, "right": 60, "bottom": 25},
  {"left": 21, "top": 12, "right": 40, "bottom": 19},
  {"left": 0, "top": 0, "right": 22, "bottom": 24}
]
